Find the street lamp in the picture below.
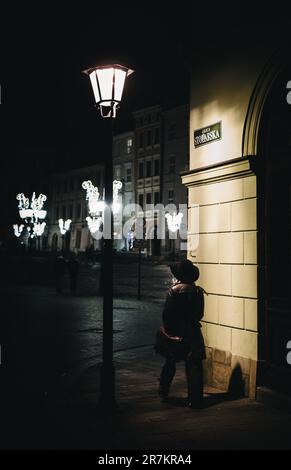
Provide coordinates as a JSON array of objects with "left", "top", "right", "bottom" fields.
[
  {"left": 83, "top": 64, "right": 134, "bottom": 118},
  {"left": 83, "top": 63, "right": 134, "bottom": 408}
]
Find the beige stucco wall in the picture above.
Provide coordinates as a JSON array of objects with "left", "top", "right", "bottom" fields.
[
  {"left": 187, "top": 175, "right": 258, "bottom": 361},
  {"left": 189, "top": 32, "right": 282, "bottom": 169},
  {"left": 183, "top": 27, "right": 286, "bottom": 395}
]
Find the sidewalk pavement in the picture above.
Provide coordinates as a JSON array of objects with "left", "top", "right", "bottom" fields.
[
  {"left": 1, "top": 277, "right": 291, "bottom": 451},
  {"left": 1, "top": 345, "right": 291, "bottom": 450},
  {"left": 31, "top": 346, "right": 290, "bottom": 450}
]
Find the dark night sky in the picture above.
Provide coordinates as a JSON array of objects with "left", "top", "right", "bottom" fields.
[
  {"left": 0, "top": 5, "right": 194, "bottom": 226},
  {"left": 1, "top": 7, "right": 289, "bottom": 172},
  {"left": 0, "top": 7, "right": 192, "bottom": 170},
  {"left": 0, "top": 5, "right": 290, "bottom": 229}
]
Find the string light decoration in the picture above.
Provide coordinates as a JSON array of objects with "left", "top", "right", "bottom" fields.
[
  {"left": 32, "top": 222, "right": 46, "bottom": 238},
  {"left": 86, "top": 216, "right": 103, "bottom": 234},
  {"left": 58, "top": 218, "right": 72, "bottom": 235},
  {"left": 15, "top": 192, "right": 47, "bottom": 240},
  {"left": 82, "top": 180, "right": 104, "bottom": 238},
  {"left": 82, "top": 179, "right": 123, "bottom": 238},
  {"left": 82, "top": 180, "right": 105, "bottom": 216},
  {"left": 17, "top": 192, "right": 47, "bottom": 222},
  {"left": 13, "top": 224, "right": 24, "bottom": 238}
]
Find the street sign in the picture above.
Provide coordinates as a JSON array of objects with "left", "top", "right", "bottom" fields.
[{"left": 194, "top": 121, "right": 222, "bottom": 148}]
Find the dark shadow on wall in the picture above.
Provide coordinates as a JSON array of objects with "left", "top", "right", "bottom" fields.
[{"left": 228, "top": 364, "right": 245, "bottom": 399}]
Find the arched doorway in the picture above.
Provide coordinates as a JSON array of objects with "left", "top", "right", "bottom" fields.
[
  {"left": 52, "top": 233, "right": 58, "bottom": 252},
  {"left": 257, "top": 60, "right": 291, "bottom": 394}
]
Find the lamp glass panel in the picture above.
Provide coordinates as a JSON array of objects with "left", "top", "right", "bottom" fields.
[
  {"left": 96, "top": 68, "right": 114, "bottom": 101},
  {"left": 89, "top": 72, "right": 100, "bottom": 103},
  {"left": 114, "top": 68, "right": 126, "bottom": 101}
]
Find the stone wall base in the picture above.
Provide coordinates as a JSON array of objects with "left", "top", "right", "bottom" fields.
[{"left": 203, "top": 347, "right": 257, "bottom": 399}]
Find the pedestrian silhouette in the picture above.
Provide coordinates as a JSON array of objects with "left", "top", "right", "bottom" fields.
[
  {"left": 155, "top": 260, "right": 206, "bottom": 409},
  {"left": 67, "top": 252, "right": 79, "bottom": 295}
]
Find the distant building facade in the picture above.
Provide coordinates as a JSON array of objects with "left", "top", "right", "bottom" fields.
[
  {"left": 113, "top": 131, "right": 135, "bottom": 250},
  {"left": 133, "top": 105, "right": 162, "bottom": 256},
  {"left": 162, "top": 104, "right": 189, "bottom": 257},
  {"left": 44, "top": 104, "right": 189, "bottom": 257}
]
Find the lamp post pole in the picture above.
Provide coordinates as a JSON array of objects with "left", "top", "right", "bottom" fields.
[
  {"left": 137, "top": 243, "right": 142, "bottom": 300},
  {"left": 83, "top": 64, "right": 134, "bottom": 410},
  {"left": 100, "top": 120, "right": 115, "bottom": 407}
]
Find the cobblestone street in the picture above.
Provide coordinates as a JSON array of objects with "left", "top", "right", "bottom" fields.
[
  {"left": 1, "top": 256, "right": 291, "bottom": 450},
  {"left": 0, "top": 257, "right": 170, "bottom": 396}
]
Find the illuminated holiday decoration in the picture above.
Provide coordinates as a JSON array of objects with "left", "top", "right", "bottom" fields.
[
  {"left": 58, "top": 218, "right": 72, "bottom": 235},
  {"left": 165, "top": 212, "right": 184, "bottom": 233},
  {"left": 82, "top": 179, "right": 123, "bottom": 238},
  {"left": 82, "top": 180, "right": 105, "bottom": 216},
  {"left": 16, "top": 192, "right": 47, "bottom": 240},
  {"left": 82, "top": 180, "right": 104, "bottom": 238},
  {"left": 86, "top": 216, "right": 103, "bottom": 235},
  {"left": 13, "top": 224, "right": 24, "bottom": 238},
  {"left": 32, "top": 222, "right": 46, "bottom": 238},
  {"left": 17, "top": 192, "right": 47, "bottom": 222}
]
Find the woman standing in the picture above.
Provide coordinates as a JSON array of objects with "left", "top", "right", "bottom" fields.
[{"left": 157, "top": 260, "right": 206, "bottom": 409}]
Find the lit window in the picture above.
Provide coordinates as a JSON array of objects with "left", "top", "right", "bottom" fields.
[{"left": 126, "top": 138, "right": 133, "bottom": 154}]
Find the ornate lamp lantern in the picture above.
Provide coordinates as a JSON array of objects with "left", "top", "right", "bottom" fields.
[{"left": 83, "top": 64, "right": 134, "bottom": 118}]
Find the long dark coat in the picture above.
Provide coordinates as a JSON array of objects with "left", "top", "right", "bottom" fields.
[{"left": 162, "top": 282, "right": 206, "bottom": 360}]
